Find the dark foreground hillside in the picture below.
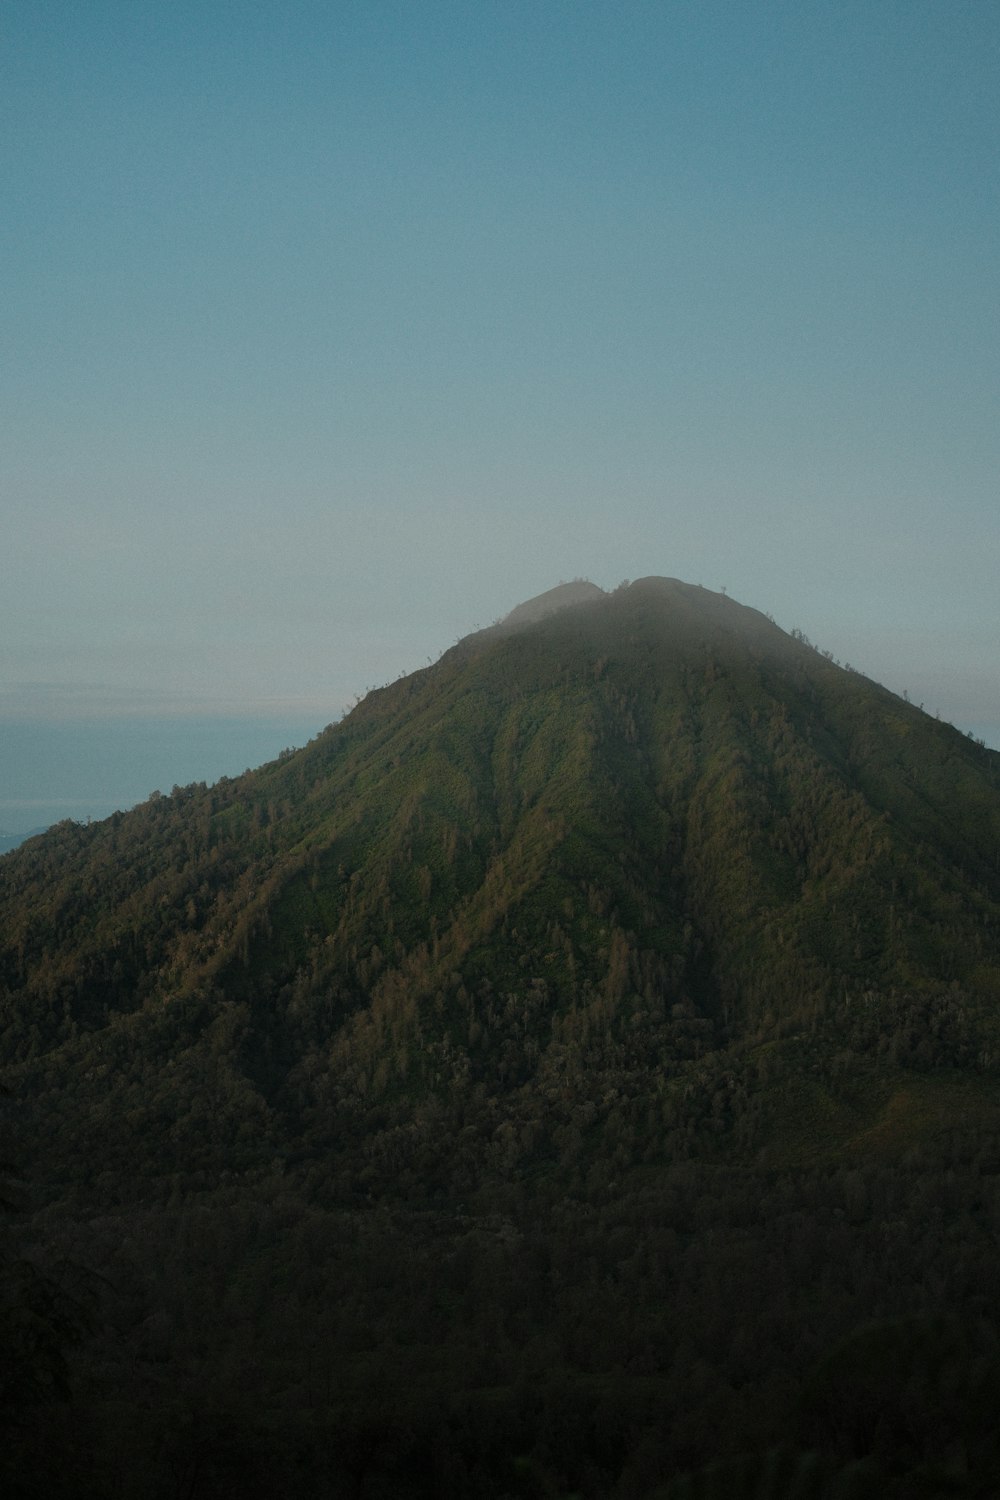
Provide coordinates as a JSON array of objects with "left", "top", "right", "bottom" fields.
[{"left": 3, "top": 579, "right": 1000, "bottom": 1496}]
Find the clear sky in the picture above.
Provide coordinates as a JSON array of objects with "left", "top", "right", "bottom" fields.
[{"left": 3, "top": 1, "right": 998, "bottom": 830}]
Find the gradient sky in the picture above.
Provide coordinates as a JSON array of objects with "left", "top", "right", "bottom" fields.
[{"left": 3, "top": 1, "right": 998, "bottom": 829}]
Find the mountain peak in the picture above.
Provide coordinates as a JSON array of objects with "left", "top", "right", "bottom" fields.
[{"left": 499, "top": 578, "right": 606, "bottom": 630}]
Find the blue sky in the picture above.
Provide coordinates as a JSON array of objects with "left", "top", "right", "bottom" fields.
[{"left": 3, "top": 1, "right": 998, "bottom": 829}]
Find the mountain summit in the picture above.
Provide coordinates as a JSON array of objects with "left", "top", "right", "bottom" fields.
[{"left": 497, "top": 577, "right": 606, "bottom": 629}]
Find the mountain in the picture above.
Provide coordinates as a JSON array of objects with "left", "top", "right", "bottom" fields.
[
  {"left": 3, "top": 576, "right": 1000, "bottom": 1498},
  {"left": 3, "top": 575, "right": 999, "bottom": 1189}
]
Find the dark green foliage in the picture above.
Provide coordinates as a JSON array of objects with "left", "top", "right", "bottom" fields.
[
  {"left": 2, "top": 578, "right": 1000, "bottom": 1494},
  {"left": 656, "top": 1448, "right": 874, "bottom": 1500},
  {"left": 795, "top": 1315, "right": 1000, "bottom": 1492}
]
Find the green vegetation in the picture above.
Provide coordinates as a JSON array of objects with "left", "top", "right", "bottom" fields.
[{"left": 2, "top": 578, "right": 1000, "bottom": 1495}]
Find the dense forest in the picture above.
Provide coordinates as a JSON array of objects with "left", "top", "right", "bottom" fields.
[{"left": 3, "top": 579, "right": 1000, "bottom": 1496}]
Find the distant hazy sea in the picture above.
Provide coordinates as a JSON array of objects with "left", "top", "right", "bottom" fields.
[{"left": 0, "top": 715, "right": 328, "bottom": 837}]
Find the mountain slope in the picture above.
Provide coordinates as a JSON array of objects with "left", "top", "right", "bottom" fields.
[{"left": 3, "top": 577, "right": 1000, "bottom": 1198}]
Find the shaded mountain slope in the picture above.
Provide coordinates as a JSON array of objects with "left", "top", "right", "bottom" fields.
[{"left": 3, "top": 577, "right": 1000, "bottom": 1199}]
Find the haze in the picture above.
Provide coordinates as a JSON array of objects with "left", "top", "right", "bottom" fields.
[{"left": 3, "top": 1, "right": 998, "bottom": 831}]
